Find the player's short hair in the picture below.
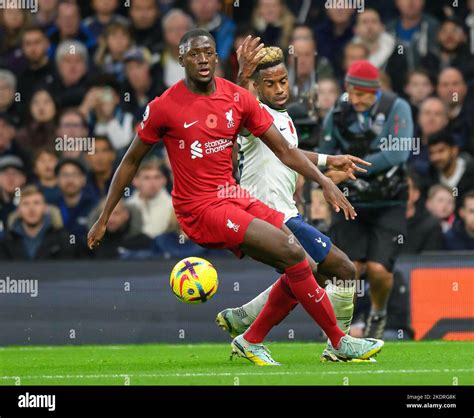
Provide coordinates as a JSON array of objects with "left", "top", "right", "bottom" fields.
[
  {"left": 427, "top": 129, "right": 455, "bottom": 148},
  {"left": 252, "top": 46, "right": 285, "bottom": 80},
  {"left": 179, "top": 29, "right": 216, "bottom": 50}
]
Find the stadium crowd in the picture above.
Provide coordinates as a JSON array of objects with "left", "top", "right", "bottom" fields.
[{"left": 0, "top": 0, "right": 473, "bottom": 260}]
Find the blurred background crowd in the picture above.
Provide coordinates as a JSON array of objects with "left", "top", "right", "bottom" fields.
[{"left": 0, "top": 0, "right": 473, "bottom": 260}]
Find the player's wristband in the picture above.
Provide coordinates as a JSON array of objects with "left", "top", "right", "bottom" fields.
[{"left": 317, "top": 154, "right": 328, "bottom": 168}]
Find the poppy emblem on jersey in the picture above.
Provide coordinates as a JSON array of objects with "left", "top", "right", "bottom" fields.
[
  {"left": 190, "top": 140, "right": 203, "bottom": 159},
  {"left": 206, "top": 114, "right": 217, "bottom": 129},
  {"left": 225, "top": 109, "right": 234, "bottom": 128}
]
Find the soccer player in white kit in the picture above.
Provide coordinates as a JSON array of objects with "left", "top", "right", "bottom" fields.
[{"left": 216, "top": 38, "right": 376, "bottom": 362}]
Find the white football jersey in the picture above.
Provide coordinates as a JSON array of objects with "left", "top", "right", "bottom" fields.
[{"left": 238, "top": 103, "right": 299, "bottom": 221}]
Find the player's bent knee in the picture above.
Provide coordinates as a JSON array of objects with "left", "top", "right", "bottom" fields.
[
  {"left": 283, "top": 240, "right": 306, "bottom": 267},
  {"left": 366, "top": 261, "right": 391, "bottom": 278}
]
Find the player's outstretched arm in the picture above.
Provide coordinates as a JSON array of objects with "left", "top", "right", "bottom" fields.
[
  {"left": 87, "top": 135, "right": 153, "bottom": 249},
  {"left": 260, "top": 125, "right": 357, "bottom": 220},
  {"left": 301, "top": 150, "right": 371, "bottom": 180}
]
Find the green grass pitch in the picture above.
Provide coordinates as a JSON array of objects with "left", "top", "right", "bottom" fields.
[{"left": 0, "top": 341, "right": 473, "bottom": 385}]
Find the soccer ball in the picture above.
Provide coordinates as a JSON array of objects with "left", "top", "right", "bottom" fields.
[{"left": 169, "top": 257, "right": 219, "bottom": 304}]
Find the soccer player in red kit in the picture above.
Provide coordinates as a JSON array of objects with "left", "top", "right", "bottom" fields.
[{"left": 88, "top": 29, "right": 384, "bottom": 365}]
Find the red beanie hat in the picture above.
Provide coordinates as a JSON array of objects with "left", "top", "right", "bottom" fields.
[{"left": 345, "top": 60, "right": 380, "bottom": 92}]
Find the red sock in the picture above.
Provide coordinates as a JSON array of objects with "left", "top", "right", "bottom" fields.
[
  {"left": 285, "top": 259, "right": 345, "bottom": 348},
  {"left": 244, "top": 274, "right": 298, "bottom": 344}
]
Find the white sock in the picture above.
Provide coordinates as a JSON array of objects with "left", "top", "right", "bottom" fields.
[
  {"left": 239, "top": 285, "right": 273, "bottom": 325},
  {"left": 325, "top": 283, "right": 355, "bottom": 334}
]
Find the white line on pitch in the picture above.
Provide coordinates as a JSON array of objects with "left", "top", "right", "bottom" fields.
[{"left": 1, "top": 368, "right": 473, "bottom": 380}]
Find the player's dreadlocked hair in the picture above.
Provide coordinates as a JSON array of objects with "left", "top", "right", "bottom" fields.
[{"left": 252, "top": 47, "right": 285, "bottom": 80}]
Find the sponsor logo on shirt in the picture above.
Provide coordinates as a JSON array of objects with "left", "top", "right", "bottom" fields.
[
  {"left": 190, "top": 139, "right": 233, "bottom": 158},
  {"left": 190, "top": 140, "right": 203, "bottom": 159}
]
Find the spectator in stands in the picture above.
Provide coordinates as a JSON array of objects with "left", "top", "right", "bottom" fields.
[
  {"left": 402, "top": 173, "right": 444, "bottom": 253},
  {"left": 403, "top": 69, "right": 434, "bottom": 122},
  {"left": 379, "top": 71, "right": 394, "bottom": 92},
  {"left": 316, "top": 78, "right": 340, "bottom": 120},
  {"left": 55, "top": 108, "right": 90, "bottom": 159},
  {"left": 123, "top": 46, "right": 165, "bottom": 121},
  {"left": 55, "top": 158, "right": 97, "bottom": 239},
  {"left": 444, "top": 191, "right": 474, "bottom": 250},
  {"left": 0, "top": 185, "right": 82, "bottom": 260},
  {"left": 353, "top": 8, "right": 396, "bottom": 69},
  {"left": 160, "top": 9, "right": 193, "bottom": 88},
  {"left": 0, "top": 113, "right": 31, "bottom": 175},
  {"left": 32, "top": 148, "right": 61, "bottom": 204},
  {"left": 425, "top": 130, "right": 474, "bottom": 208},
  {"left": 224, "top": 25, "right": 256, "bottom": 82},
  {"left": 88, "top": 198, "right": 152, "bottom": 259},
  {"left": 314, "top": 6, "right": 355, "bottom": 70},
  {"left": 0, "top": 8, "right": 31, "bottom": 71},
  {"left": 18, "top": 26, "right": 55, "bottom": 110},
  {"left": 85, "top": 136, "right": 116, "bottom": 199},
  {"left": 340, "top": 42, "right": 370, "bottom": 83},
  {"left": 94, "top": 21, "right": 133, "bottom": 82},
  {"left": 84, "top": 0, "right": 129, "bottom": 39},
  {"left": 189, "top": 0, "right": 236, "bottom": 61},
  {"left": 386, "top": 0, "right": 439, "bottom": 65},
  {"left": 129, "top": 0, "right": 162, "bottom": 53},
  {"left": 0, "top": 70, "right": 20, "bottom": 118},
  {"left": 47, "top": 1, "right": 97, "bottom": 60},
  {"left": 287, "top": 35, "right": 332, "bottom": 97},
  {"left": 16, "top": 88, "right": 58, "bottom": 151},
  {"left": 310, "top": 188, "right": 332, "bottom": 233},
  {"left": 422, "top": 17, "right": 474, "bottom": 85},
  {"left": 385, "top": 0, "right": 439, "bottom": 94},
  {"left": 0, "top": 156, "right": 27, "bottom": 233},
  {"left": 79, "top": 75, "right": 134, "bottom": 150},
  {"left": 467, "top": 0, "right": 474, "bottom": 55},
  {"left": 128, "top": 158, "right": 176, "bottom": 238},
  {"left": 51, "top": 40, "right": 90, "bottom": 108},
  {"left": 251, "top": 0, "right": 295, "bottom": 51},
  {"left": 425, "top": 184, "right": 456, "bottom": 232},
  {"left": 409, "top": 97, "right": 449, "bottom": 175},
  {"left": 436, "top": 67, "right": 474, "bottom": 151},
  {"left": 34, "top": 0, "right": 58, "bottom": 32}
]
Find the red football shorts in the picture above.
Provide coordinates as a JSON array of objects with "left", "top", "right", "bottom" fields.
[{"left": 176, "top": 196, "right": 285, "bottom": 258}]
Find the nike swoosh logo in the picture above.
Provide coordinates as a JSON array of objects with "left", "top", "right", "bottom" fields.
[
  {"left": 184, "top": 121, "right": 198, "bottom": 128},
  {"left": 315, "top": 293, "right": 325, "bottom": 303},
  {"left": 314, "top": 292, "right": 326, "bottom": 303},
  {"left": 279, "top": 127, "right": 286, "bottom": 131}
]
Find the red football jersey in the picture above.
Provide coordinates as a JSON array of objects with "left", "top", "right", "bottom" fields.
[{"left": 137, "top": 77, "right": 274, "bottom": 215}]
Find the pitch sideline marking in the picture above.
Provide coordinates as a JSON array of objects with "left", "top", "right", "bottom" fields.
[{"left": 1, "top": 368, "right": 473, "bottom": 381}]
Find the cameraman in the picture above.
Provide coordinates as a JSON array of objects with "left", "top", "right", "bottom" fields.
[{"left": 319, "top": 60, "right": 414, "bottom": 339}]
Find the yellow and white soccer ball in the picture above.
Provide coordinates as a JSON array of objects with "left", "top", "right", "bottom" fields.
[{"left": 169, "top": 257, "right": 218, "bottom": 304}]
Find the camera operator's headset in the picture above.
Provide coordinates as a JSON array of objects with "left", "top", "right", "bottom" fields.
[{"left": 331, "top": 91, "right": 408, "bottom": 203}]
